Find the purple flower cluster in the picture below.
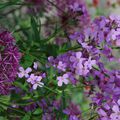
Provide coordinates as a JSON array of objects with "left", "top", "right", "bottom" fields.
[
  {"left": 48, "top": 14, "right": 120, "bottom": 119},
  {"left": 12, "top": 0, "right": 120, "bottom": 119},
  {"left": 48, "top": 51, "right": 96, "bottom": 86},
  {"left": 18, "top": 62, "right": 45, "bottom": 90},
  {"left": 55, "top": 0, "right": 90, "bottom": 32},
  {"left": 63, "top": 102, "right": 81, "bottom": 120},
  {"left": 0, "top": 30, "right": 21, "bottom": 95},
  {"left": 40, "top": 99, "right": 81, "bottom": 120}
]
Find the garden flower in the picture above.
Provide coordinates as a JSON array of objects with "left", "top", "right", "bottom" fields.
[
  {"left": 84, "top": 57, "right": 96, "bottom": 69},
  {"left": 27, "top": 74, "right": 44, "bottom": 90},
  {"left": 75, "top": 62, "right": 89, "bottom": 76},
  {"left": 57, "top": 73, "right": 69, "bottom": 86},
  {"left": 2, "top": 0, "right": 120, "bottom": 119},
  {"left": 57, "top": 61, "right": 66, "bottom": 72},
  {"left": 27, "top": 74, "right": 37, "bottom": 84},
  {"left": 110, "top": 100, "right": 120, "bottom": 120},
  {"left": 32, "top": 76, "right": 44, "bottom": 90},
  {"left": 63, "top": 103, "right": 81, "bottom": 120},
  {"left": 97, "top": 108, "right": 110, "bottom": 120},
  {"left": 18, "top": 67, "right": 32, "bottom": 78},
  {"left": 69, "top": 2, "right": 82, "bottom": 12},
  {"left": 33, "top": 62, "right": 38, "bottom": 70},
  {"left": 0, "top": 30, "right": 21, "bottom": 95}
]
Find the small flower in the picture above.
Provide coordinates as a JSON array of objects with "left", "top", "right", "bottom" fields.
[
  {"left": 69, "top": 2, "right": 82, "bottom": 12},
  {"left": 57, "top": 73, "right": 69, "bottom": 86},
  {"left": 70, "top": 52, "right": 85, "bottom": 68},
  {"left": 97, "top": 108, "right": 109, "bottom": 120},
  {"left": 63, "top": 102, "right": 81, "bottom": 120},
  {"left": 75, "top": 63, "right": 89, "bottom": 76},
  {"left": 57, "top": 61, "right": 66, "bottom": 71},
  {"left": 27, "top": 74, "right": 37, "bottom": 84},
  {"left": 18, "top": 67, "right": 32, "bottom": 78},
  {"left": 110, "top": 100, "right": 120, "bottom": 120},
  {"left": 27, "top": 74, "right": 44, "bottom": 90},
  {"left": 33, "top": 62, "right": 38, "bottom": 70},
  {"left": 32, "top": 76, "right": 44, "bottom": 90},
  {"left": 116, "top": 40, "right": 120, "bottom": 46},
  {"left": 84, "top": 57, "right": 96, "bottom": 69}
]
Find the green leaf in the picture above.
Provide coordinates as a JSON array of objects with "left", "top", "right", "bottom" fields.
[
  {"left": 22, "top": 112, "right": 31, "bottom": 120},
  {"left": 21, "top": 54, "right": 35, "bottom": 68},
  {"left": 31, "top": 16, "right": 40, "bottom": 42},
  {"left": 33, "top": 108, "right": 42, "bottom": 115}
]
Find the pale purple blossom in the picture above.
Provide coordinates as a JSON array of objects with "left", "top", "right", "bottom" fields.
[
  {"left": 33, "top": 62, "right": 38, "bottom": 70},
  {"left": 57, "top": 73, "right": 69, "bottom": 86},
  {"left": 69, "top": 2, "right": 82, "bottom": 12},
  {"left": 84, "top": 57, "right": 96, "bottom": 69},
  {"left": 110, "top": 100, "right": 120, "bottom": 120},
  {"left": 57, "top": 61, "right": 66, "bottom": 71},
  {"left": 27, "top": 74, "right": 44, "bottom": 90},
  {"left": 18, "top": 67, "right": 32, "bottom": 78}
]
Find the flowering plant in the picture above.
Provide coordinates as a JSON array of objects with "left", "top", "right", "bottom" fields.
[{"left": 0, "top": 0, "right": 120, "bottom": 120}]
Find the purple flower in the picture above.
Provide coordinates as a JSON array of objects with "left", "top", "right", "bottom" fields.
[
  {"left": 57, "top": 73, "right": 69, "bottom": 86},
  {"left": 75, "top": 62, "right": 89, "bottom": 76},
  {"left": 27, "top": 74, "right": 44, "bottom": 90},
  {"left": 97, "top": 109, "right": 109, "bottom": 120},
  {"left": 63, "top": 103, "right": 81, "bottom": 120},
  {"left": 24, "top": 100, "right": 37, "bottom": 112},
  {"left": 84, "top": 57, "right": 96, "bottom": 69},
  {"left": 69, "top": 2, "right": 82, "bottom": 12},
  {"left": 33, "top": 62, "right": 38, "bottom": 70},
  {"left": 110, "top": 100, "right": 120, "bottom": 120},
  {"left": 57, "top": 61, "right": 66, "bottom": 72},
  {"left": 0, "top": 30, "right": 21, "bottom": 95},
  {"left": 18, "top": 67, "right": 32, "bottom": 78}
]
